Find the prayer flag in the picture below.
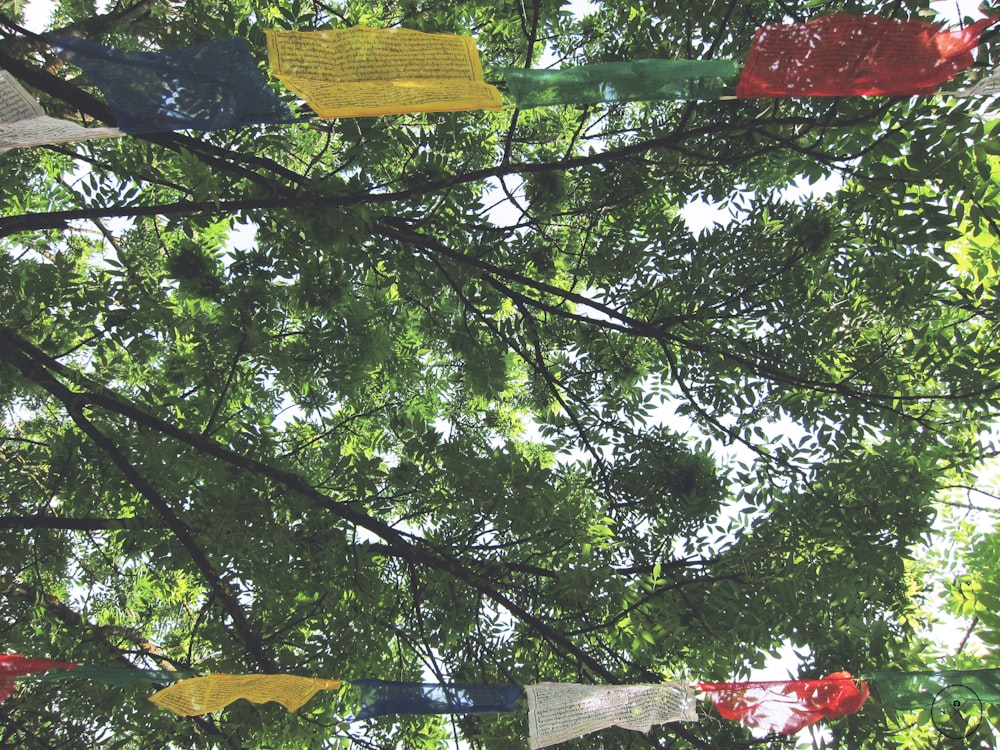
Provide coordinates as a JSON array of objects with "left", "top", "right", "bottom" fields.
[
  {"left": 0, "top": 70, "right": 122, "bottom": 150},
  {"left": 736, "top": 14, "right": 998, "bottom": 98},
  {"left": 265, "top": 27, "right": 502, "bottom": 118},
  {"left": 49, "top": 36, "right": 295, "bottom": 134},
  {"left": 353, "top": 680, "right": 521, "bottom": 719},
  {"left": 1, "top": 655, "right": 78, "bottom": 701},
  {"left": 502, "top": 59, "right": 740, "bottom": 108},
  {"left": 951, "top": 68, "right": 1000, "bottom": 97},
  {"left": 866, "top": 669, "right": 1000, "bottom": 709},
  {"left": 149, "top": 674, "right": 342, "bottom": 716},
  {"left": 523, "top": 682, "right": 698, "bottom": 749},
  {"left": 698, "top": 672, "right": 868, "bottom": 734},
  {"left": 33, "top": 664, "right": 193, "bottom": 686}
]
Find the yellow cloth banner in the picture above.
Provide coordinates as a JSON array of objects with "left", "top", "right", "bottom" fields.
[
  {"left": 265, "top": 27, "right": 502, "bottom": 118},
  {"left": 149, "top": 674, "right": 342, "bottom": 715}
]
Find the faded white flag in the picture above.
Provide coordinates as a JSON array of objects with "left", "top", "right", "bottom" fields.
[
  {"left": 950, "top": 68, "right": 1000, "bottom": 97},
  {"left": 0, "top": 70, "right": 122, "bottom": 151},
  {"left": 524, "top": 682, "right": 698, "bottom": 749}
]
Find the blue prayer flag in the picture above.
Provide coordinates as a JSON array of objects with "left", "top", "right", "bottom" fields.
[
  {"left": 353, "top": 680, "right": 522, "bottom": 718},
  {"left": 49, "top": 36, "right": 295, "bottom": 134}
]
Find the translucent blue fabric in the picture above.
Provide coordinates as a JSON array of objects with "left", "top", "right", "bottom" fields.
[
  {"left": 353, "top": 680, "right": 522, "bottom": 718},
  {"left": 49, "top": 36, "right": 295, "bottom": 134}
]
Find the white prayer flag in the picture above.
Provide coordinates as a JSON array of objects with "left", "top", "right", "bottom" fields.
[
  {"left": 524, "top": 682, "right": 698, "bottom": 749},
  {"left": 0, "top": 71, "right": 122, "bottom": 151},
  {"left": 951, "top": 69, "right": 1000, "bottom": 97}
]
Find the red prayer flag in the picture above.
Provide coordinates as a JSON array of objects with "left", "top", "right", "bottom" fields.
[
  {"left": 736, "top": 14, "right": 999, "bottom": 98},
  {"left": 0, "top": 655, "right": 78, "bottom": 702},
  {"left": 698, "top": 671, "right": 869, "bottom": 734}
]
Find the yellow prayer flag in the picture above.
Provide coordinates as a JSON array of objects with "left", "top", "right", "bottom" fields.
[
  {"left": 265, "top": 27, "right": 503, "bottom": 118},
  {"left": 149, "top": 674, "right": 342, "bottom": 716}
]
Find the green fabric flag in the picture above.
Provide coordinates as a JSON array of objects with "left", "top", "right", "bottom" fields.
[
  {"left": 866, "top": 670, "right": 1000, "bottom": 709},
  {"left": 32, "top": 665, "right": 194, "bottom": 687},
  {"left": 501, "top": 59, "right": 739, "bottom": 108}
]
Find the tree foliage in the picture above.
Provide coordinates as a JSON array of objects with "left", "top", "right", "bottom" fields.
[{"left": 2, "top": 0, "right": 1000, "bottom": 747}]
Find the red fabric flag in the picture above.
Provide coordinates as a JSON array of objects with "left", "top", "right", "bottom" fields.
[
  {"left": 698, "top": 671, "right": 869, "bottom": 734},
  {"left": 1, "top": 655, "right": 78, "bottom": 702},
  {"left": 736, "top": 14, "right": 998, "bottom": 98}
]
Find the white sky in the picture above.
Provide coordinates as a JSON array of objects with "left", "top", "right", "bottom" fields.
[{"left": 22, "top": 0, "right": 53, "bottom": 32}]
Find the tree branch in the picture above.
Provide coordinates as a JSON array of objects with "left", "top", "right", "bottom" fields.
[
  {"left": 0, "top": 338, "right": 275, "bottom": 672},
  {"left": 0, "top": 324, "right": 623, "bottom": 685},
  {"left": 0, "top": 2, "right": 160, "bottom": 57},
  {"left": 0, "top": 101, "right": 888, "bottom": 240},
  {"left": 0, "top": 514, "right": 161, "bottom": 531},
  {"left": 1, "top": 576, "right": 173, "bottom": 666}
]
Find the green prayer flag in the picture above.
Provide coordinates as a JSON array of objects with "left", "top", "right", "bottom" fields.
[
  {"left": 866, "top": 670, "right": 1000, "bottom": 709},
  {"left": 32, "top": 665, "right": 194, "bottom": 687},
  {"left": 501, "top": 59, "right": 739, "bottom": 108}
]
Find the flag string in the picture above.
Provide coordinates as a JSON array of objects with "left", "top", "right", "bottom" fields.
[
  {"left": 0, "top": 11, "right": 992, "bottom": 147},
  {"left": 6, "top": 654, "right": 1000, "bottom": 743}
]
